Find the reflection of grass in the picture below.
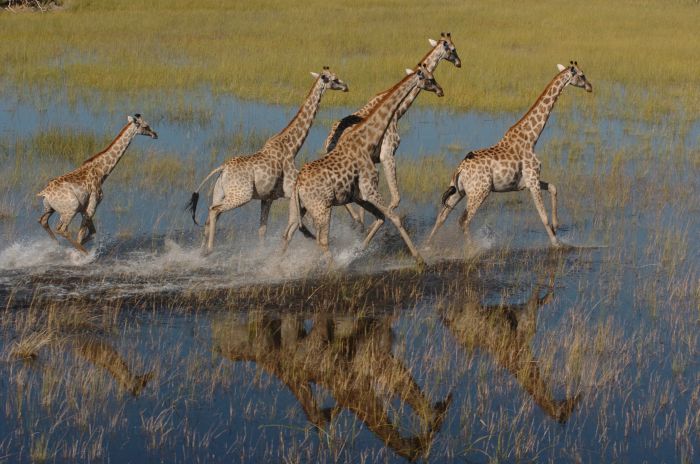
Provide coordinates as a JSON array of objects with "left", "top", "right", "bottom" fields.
[
  {"left": 0, "top": 240, "right": 696, "bottom": 461},
  {"left": 1, "top": 1, "right": 699, "bottom": 117}
]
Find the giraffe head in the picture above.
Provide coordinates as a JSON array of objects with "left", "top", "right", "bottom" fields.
[
  {"left": 310, "top": 66, "right": 349, "bottom": 92},
  {"left": 406, "top": 64, "right": 444, "bottom": 97},
  {"left": 429, "top": 32, "right": 461, "bottom": 68},
  {"left": 127, "top": 114, "right": 158, "bottom": 139},
  {"left": 557, "top": 61, "right": 592, "bottom": 93}
]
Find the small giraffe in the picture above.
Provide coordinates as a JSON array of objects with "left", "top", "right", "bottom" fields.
[
  {"left": 186, "top": 67, "right": 348, "bottom": 254},
  {"left": 325, "top": 32, "right": 460, "bottom": 225},
  {"left": 281, "top": 65, "right": 443, "bottom": 267},
  {"left": 426, "top": 62, "right": 592, "bottom": 247},
  {"left": 37, "top": 114, "right": 158, "bottom": 253}
]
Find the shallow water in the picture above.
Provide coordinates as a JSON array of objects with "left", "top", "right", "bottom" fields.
[{"left": 0, "top": 91, "right": 698, "bottom": 462}]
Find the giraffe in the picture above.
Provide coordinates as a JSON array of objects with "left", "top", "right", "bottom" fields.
[
  {"left": 325, "top": 32, "right": 460, "bottom": 226},
  {"left": 440, "top": 267, "right": 581, "bottom": 423},
  {"left": 73, "top": 336, "right": 154, "bottom": 396},
  {"left": 426, "top": 62, "right": 592, "bottom": 247},
  {"left": 37, "top": 114, "right": 158, "bottom": 253},
  {"left": 281, "top": 65, "right": 443, "bottom": 267},
  {"left": 186, "top": 67, "right": 348, "bottom": 254},
  {"left": 213, "top": 310, "right": 451, "bottom": 461}
]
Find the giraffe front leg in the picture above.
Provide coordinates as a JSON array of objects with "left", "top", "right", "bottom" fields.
[
  {"left": 355, "top": 199, "right": 384, "bottom": 248},
  {"left": 258, "top": 199, "right": 272, "bottom": 241},
  {"left": 312, "top": 207, "right": 334, "bottom": 269},
  {"left": 77, "top": 216, "right": 97, "bottom": 245},
  {"left": 78, "top": 193, "right": 99, "bottom": 245},
  {"left": 528, "top": 181, "right": 559, "bottom": 246},
  {"left": 379, "top": 122, "right": 401, "bottom": 211},
  {"left": 357, "top": 195, "right": 424, "bottom": 268},
  {"left": 540, "top": 180, "right": 558, "bottom": 231},
  {"left": 280, "top": 191, "right": 310, "bottom": 254}
]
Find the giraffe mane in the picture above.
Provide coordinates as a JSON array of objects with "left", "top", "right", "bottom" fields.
[
  {"left": 413, "top": 39, "right": 443, "bottom": 69},
  {"left": 276, "top": 75, "right": 323, "bottom": 136},
  {"left": 81, "top": 123, "right": 131, "bottom": 165},
  {"left": 348, "top": 71, "right": 416, "bottom": 133},
  {"left": 506, "top": 69, "right": 569, "bottom": 134}
]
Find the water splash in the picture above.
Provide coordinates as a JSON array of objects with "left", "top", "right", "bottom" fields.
[{"left": 0, "top": 238, "right": 97, "bottom": 270}]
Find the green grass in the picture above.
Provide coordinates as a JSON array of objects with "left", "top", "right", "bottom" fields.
[{"left": 1, "top": 0, "right": 699, "bottom": 118}]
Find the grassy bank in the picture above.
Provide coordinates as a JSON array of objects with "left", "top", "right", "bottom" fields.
[{"left": 1, "top": 0, "right": 699, "bottom": 118}]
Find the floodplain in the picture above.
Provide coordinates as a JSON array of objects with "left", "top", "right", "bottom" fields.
[{"left": 0, "top": 1, "right": 699, "bottom": 462}]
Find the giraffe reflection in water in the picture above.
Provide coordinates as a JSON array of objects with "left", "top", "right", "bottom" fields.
[
  {"left": 72, "top": 336, "right": 153, "bottom": 397},
  {"left": 212, "top": 311, "right": 451, "bottom": 461},
  {"left": 440, "top": 270, "right": 580, "bottom": 423}
]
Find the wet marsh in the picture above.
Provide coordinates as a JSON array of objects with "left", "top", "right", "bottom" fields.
[{"left": 1, "top": 1, "right": 700, "bottom": 462}]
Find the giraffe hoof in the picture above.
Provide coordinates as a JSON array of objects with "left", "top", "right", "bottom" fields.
[{"left": 415, "top": 257, "right": 427, "bottom": 272}]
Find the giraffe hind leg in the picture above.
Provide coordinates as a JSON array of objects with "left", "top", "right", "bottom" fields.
[
  {"left": 38, "top": 206, "right": 57, "bottom": 242},
  {"left": 460, "top": 188, "right": 490, "bottom": 244},
  {"left": 425, "top": 188, "right": 464, "bottom": 246},
  {"left": 205, "top": 193, "right": 252, "bottom": 255},
  {"left": 55, "top": 211, "right": 88, "bottom": 254}
]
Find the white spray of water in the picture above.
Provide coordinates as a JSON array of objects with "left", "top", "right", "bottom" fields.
[{"left": 0, "top": 238, "right": 97, "bottom": 270}]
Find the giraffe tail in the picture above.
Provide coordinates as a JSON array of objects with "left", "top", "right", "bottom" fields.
[
  {"left": 441, "top": 168, "right": 463, "bottom": 207},
  {"left": 185, "top": 166, "right": 224, "bottom": 225},
  {"left": 291, "top": 183, "right": 315, "bottom": 239},
  {"left": 441, "top": 185, "right": 457, "bottom": 207}
]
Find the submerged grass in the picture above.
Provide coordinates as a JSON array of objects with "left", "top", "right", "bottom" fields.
[{"left": 0, "top": 0, "right": 699, "bottom": 118}]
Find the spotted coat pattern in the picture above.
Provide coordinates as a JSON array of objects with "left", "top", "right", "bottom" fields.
[
  {"left": 37, "top": 115, "right": 157, "bottom": 253},
  {"left": 282, "top": 67, "right": 443, "bottom": 267},
  {"left": 324, "top": 33, "right": 460, "bottom": 224},
  {"left": 192, "top": 69, "right": 348, "bottom": 253},
  {"left": 426, "top": 64, "right": 593, "bottom": 246}
]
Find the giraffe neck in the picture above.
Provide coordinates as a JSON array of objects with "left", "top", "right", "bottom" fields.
[
  {"left": 349, "top": 73, "right": 419, "bottom": 153},
  {"left": 275, "top": 78, "right": 326, "bottom": 158},
  {"left": 83, "top": 123, "right": 138, "bottom": 181},
  {"left": 393, "top": 45, "right": 447, "bottom": 120},
  {"left": 354, "top": 42, "right": 447, "bottom": 120},
  {"left": 505, "top": 70, "right": 572, "bottom": 149}
]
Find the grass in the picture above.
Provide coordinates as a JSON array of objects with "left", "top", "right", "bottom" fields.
[
  {"left": 0, "top": 0, "right": 699, "bottom": 119},
  {"left": 0, "top": 237, "right": 695, "bottom": 461},
  {"left": 0, "top": 1, "right": 698, "bottom": 462}
]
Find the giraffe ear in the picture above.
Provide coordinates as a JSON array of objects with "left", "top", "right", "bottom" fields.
[
  {"left": 310, "top": 72, "right": 320, "bottom": 79},
  {"left": 127, "top": 115, "right": 135, "bottom": 123},
  {"left": 405, "top": 68, "right": 415, "bottom": 75},
  {"left": 428, "top": 38, "right": 438, "bottom": 47},
  {"left": 557, "top": 64, "right": 567, "bottom": 72}
]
